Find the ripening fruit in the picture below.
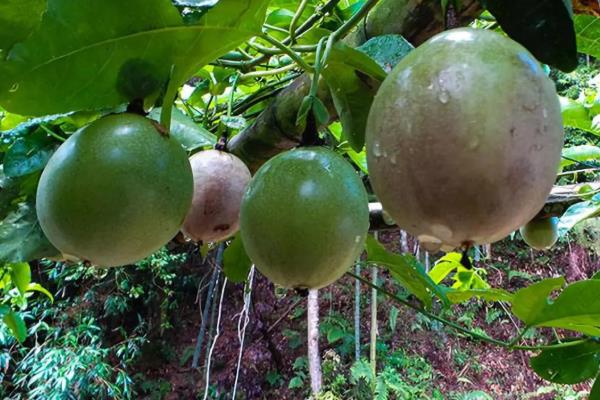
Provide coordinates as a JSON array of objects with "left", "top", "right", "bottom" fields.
[
  {"left": 520, "top": 217, "right": 559, "bottom": 250},
  {"left": 182, "top": 150, "right": 251, "bottom": 243},
  {"left": 36, "top": 113, "right": 193, "bottom": 266},
  {"left": 366, "top": 28, "right": 564, "bottom": 251},
  {"left": 240, "top": 147, "right": 369, "bottom": 289}
]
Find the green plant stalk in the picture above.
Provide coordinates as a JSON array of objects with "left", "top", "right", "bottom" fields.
[
  {"left": 347, "top": 271, "right": 591, "bottom": 352},
  {"left": 258, "top": 33, "right": 314, "bottom": 73},
  {"left": 290, "top": 0, "right": 310, "bottom": 44},
  {"left": 239, "top": 64, "right": 298, "bottom": 81},
  {"left": 160, "top": 65, "right": 178, "bottom": 131},
  {"left": 370, "top": 265, "right": 378, "bottom": 390},
  {"left": 354, "top": 263, "right": 361, "bottom": 361}
]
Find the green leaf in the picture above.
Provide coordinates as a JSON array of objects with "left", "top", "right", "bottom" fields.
[
  {"left": 530, "top": 341, "right": 600, "bottom": 384},
  {"left": 26, "top": 282, "right": 54, "bottom": 302},
  {"left": 3, "top": 310, "right": 27, "bottom": 342},
  {"left": 0, "top": 202, "right": 60, "bottom": 263},
  {"left": 222, "top": 235, "right": 252, "bottom": 283},
  {"left": 9, "top": 262, "right": 31, "bottom": 295},
  {"left": 389, "top": 306, "right": 399, "bottom": 332},
  {"left": 574, "top": 15, "right": 600, "bottom": 58},
  {"left": 4, "top": 131, "right": 55, "bottom": 178},
  {"left": 558, "top": 196, "right": 600, "bottom": 237},
  {"left": 311, "top": 97, "right": 330, "bottom": 126},
  {"left": 288, "top": 376, "right": 304, "bottom": 389},
  {"left": 478, "top": 0, "right": 577, "bottom": 71},
  {"left": 0, "top": 0, "right": 47, "bottom": 53},
  {"left": 149, "top": 107, "right": 215, "bottom": 150},
  {"left": 0, "top": 0, "right": 269, "bottom": 116},
  {"left": 560, "top": 96, "right": 600, "bottom": 136},
  {"left": 514, "top": 279, "right": 600, "bottom": 336},
  {"left": 561, "top": 145, "right": 600, "bottom": 169},
  {"left": 357, "top": 34, "right": 414, "bottom": 72},
  {"left": 221, "top": 115, "right": 248, "bottom": 131},
  {"left": 350, "top": 359, "right": 374, "bottom": 384},
  {"left": 296, "top": 95, "right": 312, "bottom": 129},
  {"left": 512, "top": 277, "right": 565, "bottom": 323},
  {"left": 365, "top": 235, "right": 447, "bottom": 308},
  {"left": 326, "top": 327, "right": 345, "bottom": 344},
  {"left": 591, "top": 375, "right": 600, "bottom": 400},
  {"left": 323, "top": 43, "right": 386, "bottom": 151},
  {"left": 445, "top": 288, "right": 514, "bottom": 304},
  {"left": 429, "top": 252, "right": 462, "bottom": 284}
]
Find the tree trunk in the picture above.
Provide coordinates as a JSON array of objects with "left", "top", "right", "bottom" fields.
[
  {"left": 229, "top": 0, "right": 483, "bottom": 172},
  {"left": 307, "top": 289, "right": 322, "bottom": 396}
]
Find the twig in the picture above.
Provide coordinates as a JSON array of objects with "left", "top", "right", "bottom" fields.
[
  {"left": 232, "top": 266, "right": 256, "bottom": 399},
  {"left": 203, "top": 276, "right": 228, "bottom": 400}
]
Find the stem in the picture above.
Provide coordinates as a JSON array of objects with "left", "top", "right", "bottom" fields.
[
  {"left": 259, "top": 33, "right": 314, "bottom": 73},
  {"left": 332, "top": 0, "right": 380, "bottom": 41},
  {"left": 191, "top": 245, "right": 224, "bottom": 368},
  {"left": 160, "top": 65, "right": 177, "bottom": 131},
  {"left": 307, "top": 289, "right": 322, "bottom": 396},
  {"left": 248, "top": 40, "right": 317, "bottom": 55},
  {"left": 354, "top": 263, "right": 362, "bottom": 361},
  {"left": 239, "top": 64, "right": 298, "bottom": 81},
  {"left": 370, "top": 265, "right": 378, "bottom": 388},
  {"left": 203, "top": 277, "right": 228, "bottom": 400},
  {"left": 232, "top": 266, "right": 255, "bottom": 399},
  {"left": 39, "top": 124, "right": 66, "bottom": 142},
  {"left": 290, "top": 0, "right": 310, "bottom": 44},
  {"left": 227, "top": 74, "right": 240, "bottom": 117}
]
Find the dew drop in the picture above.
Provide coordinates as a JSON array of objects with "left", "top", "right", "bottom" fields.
[
  {"left": 355, "top": 235, "right": 362, "bottom": 244},
  {"left": 9, "top": 83, "right": 19, "bottom": 93},
  {"left": 372, "top": 142, "right": 382, "bottom": 157},
  {"left": 438, "top": 91, "right": 449, "bottom": 104}
]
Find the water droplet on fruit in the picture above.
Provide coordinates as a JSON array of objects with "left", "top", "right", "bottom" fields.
[
  {"left": 438, "top": 91, "right": 449, "bottom": 104},
  {"left": 543, "top": 108, "right": 548, "bottom": 118},
  {"left": 373, "top": 142, "right": 382, "bottom": 157},
  {"left": 9, "top": 83, "right": 19, "bottom": 92},
  {"left": 355, "top": 235, "right": 362, "bottom": 243}
]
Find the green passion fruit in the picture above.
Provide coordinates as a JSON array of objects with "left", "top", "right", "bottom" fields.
[
  {"left": 240, "top": 147, "right": 369, "bottom": 289},
  {"left": 182, "top": 150, "right": 251, "bottom": 243},
  {"left": 36, "top": 113, "right": 193, "bottom": 266},
  {"left": 520, "top": 217, "right": 559, "bottom": 250},
  {"left": 366, "top": 28, "right": 564, "bottom": 251}
]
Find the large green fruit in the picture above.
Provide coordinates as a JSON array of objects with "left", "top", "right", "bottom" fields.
[
  {"left": 36, "top": 113, "right": 193, "bottom": 266},
  {"left": 520, "top": 217, "right": 559, "bottom": 250},
  {"left": 182, "top": 150, "right": 251, "bottom": 243},
  {"left": 240, "top": 147, "right": 369, "bottom": 289},
  {"left": 367, "top": 28, "right": 564, "bottom": 251}
]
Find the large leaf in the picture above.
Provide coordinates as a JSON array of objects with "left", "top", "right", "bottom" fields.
[
  {"left": 560, "top": 145, "right": 600, "bottom": 169},
  {"left": 0, "top": 0, "right": 269, "bottom": 116},
  {"left": 323, "top": 43, "right": 386, "bottom": 151},
  {"left": 3, "top": 310, "right": 27, "bottom": 342},
  {"left": 9, "top": 262, "right": 31, "bottom": 295},
  {"left": 530, "top": 341, "right": 600, "bottom": 384},
  {"left": 0, "top": 202, "right": 59, "bottom": 263},
  {"left": 592, "top": 375, "right": 600, "bottom": 400},
  {"left": 574, "top": 15, "right": 600, "bottom": 58},
  {"left": 514, "top": 279, "right": 600, "bottom": 336},
  {"left": 560, "top": 96, "right": 600, "bottom": 136},
  {"left": 3, "top": 130, "right": 56, "bottom": 177},
  {"left": 149, "top": 107, "right": 216, "bottom": 150},
  {"left": 365, "top": 235, "right": 447, "bottom": 308},
  {"left": 479, "top": 0, "right": 577, "bottom": 72},
  {"left": 222, "top": 235, "right": 252, "bottom": 283},
  {"left": 558, "top": 194, "right": 600, "bottom": 237},
  {"left": 0, "top": 0, "right": 47, "bottom": 53},
  {"left": 445, "top": 288, "right": 513, "bottom": 304},
  {"left": 357, "top": 34, "right": 414, "bottom": 72},
  {"left": 512, "top": 277, "right": 566, "bottom": 323}
]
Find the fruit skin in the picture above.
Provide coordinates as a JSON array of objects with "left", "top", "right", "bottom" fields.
[
  {"left": 36, "top": 113, "right": 193, "bottom": 267},
  {"left": 366, "top": 28, "right": 564, "bottom": 250},
  {"left": 182, "top": 150, "right": 251, "bottom": 243},
  {"left": 240, "top": 147, "right": 369, "bottom": 289},
  {"left": 520, "top": 217, "right": 559, "bottom": 250}
]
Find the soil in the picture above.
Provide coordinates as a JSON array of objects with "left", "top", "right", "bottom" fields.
[{"left": 137, "top": 230, "right": 600, "bottom": 400}]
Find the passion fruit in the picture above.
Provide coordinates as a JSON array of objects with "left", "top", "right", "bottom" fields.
[
  {"left": 182, "top": 150, "right": 251, "bottom": 243},
  {"left": 36, "top": 113, "right": 193, "bottom": 266},
  {"left": 240, "top": 147, "right": 369, "bottom": 289},
  {"left": 366, "top": 28, "right": 564, "bottom": 250},
  {"left": 520, "top": 217, "right": 559, "bottom": 250}
]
